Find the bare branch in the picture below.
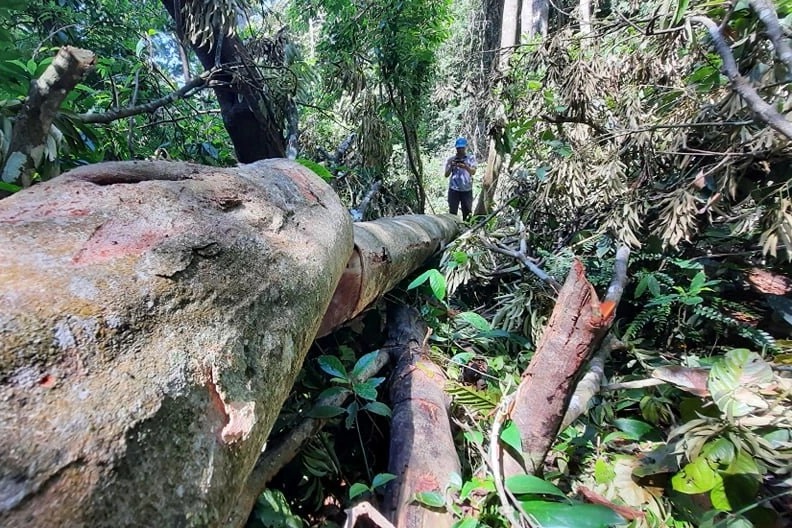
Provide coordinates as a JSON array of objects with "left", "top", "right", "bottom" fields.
[
  {"left": 691, "top": 15, "right": 792, "bottom": 141},
  {"left": 748, "top": 0, "right": 792, "bottom": 73},
  {"left": 77, "top": 70, "right": 214, "bottom": 124}
]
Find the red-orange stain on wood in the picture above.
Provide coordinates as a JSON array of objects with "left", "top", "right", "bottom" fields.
[
  {"left": 417, "top": 400, "right": 439, "bottom": 422},
  {"left": 415, "top": 473, "right": 440, "bottom": 493},
  {"left": 283, "top": 166, "right": 320, "bottom": 203},
  {"left": 39, "top": 374, "right": 56, "bottom": 388},
  {"left": 600, "top": 300, "right": 616, "bottom": 319},
  {"left": 72, "top": 222, "right": 171, "bottom": 264}
]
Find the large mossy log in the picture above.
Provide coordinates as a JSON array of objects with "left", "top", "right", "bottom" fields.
[
  {"left": 0, "top": 159, "right": 460, "bottom": 527},
  {"left": 0, "top": 159, "right": 353, "bottom": 526}
]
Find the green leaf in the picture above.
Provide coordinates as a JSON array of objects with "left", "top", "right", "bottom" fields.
[
  {"left": 456, "top": 311, "right": 491, "bottom": 331},
  {"left": 428, "top": 269, "right": 446, "bottom": 301},
  {"left": 701, "top": 439, "right": 735, "bottom": 467},
  {"left": 672, "top": 0, "right": 690, "bottom": 25},
  {"left": 500, "top": 421, "right": 522, "bottom": 453},
  {"left": 297, "top": 157, "right": 334, "bottom": 182},
  {"left": 647, "top": 275, "right": 661, "bottom": 297},
  {"left": 452, "top": 518, "right": 479, "bottom": 528},
  {"left": 349, "top": 482, "right": 370, "bottom": 500},
  {"left": 254, "top": 489, "right": 304, "bottom": 528},
  {"left": 710, "top": 474, "right": 760, "bottom": 511},
  {"left": 0, "top": 181, "right": 20, "bottom": 193},
  {"left": 372, "top": 473, "right": 397, "bottom": 489},
  {"left": 345, "top": 400, "right": 359, "bottom": 429},
  {"left": 307, "top": 405, "right": 347, "bottom": 418},
  {"left": 612, "top": 418, "right": 658, "bottom": 441},
  {"left": 414, "top": 491, "right": 446, "bottom": 509},
  {"left": 460, "top": 476, "right": 496, "bottom": 500},
  {"left": 351, "top": 350, "right": 381, "bottom": 379},
  {"left": 594, "top": 458, "right": 616, "bottom": 484},
  {"left": 635, "top": 274, "right": 649, "bottom": 298},
  {"left": 407, "top": 269, "right": 432, "bottom": 290},
  {"left": 505, "top": 474, "right": 566, "bottom": 498},
  {"left": 317, "top": 386, "right": 350, "bottom": 400},
  {"left": 689, "top": 271, "right": 706, "bottom": 293},
  {"left": 672, "top": 457, "right": 721, "bottom": 494},
  {"left": 708, "top": 349, "right": 773, "bottom": 417},
  {"left": 317, "top": 355, "right": 347, "bottom": 380},
  {"left": 464, "top": 430, "right": 483, "bottom": 445},
  {"left": 723, "top": 450, "right": 760, "bottom": 475},
  {"left": 362, "top": 401, "right": 391, "bottom": 416},
  {"left": 519, "top": 501, "right": 627, "bottom": 528},
  {"left": 352, "top": 380, "right": 378, "bottom": 401}
]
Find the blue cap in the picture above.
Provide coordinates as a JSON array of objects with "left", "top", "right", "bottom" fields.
[{"left": 455, "top": 137, "right": 468, "bottom": 148}]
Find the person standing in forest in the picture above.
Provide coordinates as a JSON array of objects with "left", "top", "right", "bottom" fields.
[{"left": 444, "top": 137, "right": 477, "bottom": 221}]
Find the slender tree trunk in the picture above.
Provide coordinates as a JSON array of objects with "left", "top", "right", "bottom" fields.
[
  {"left": 500, "top": 0, "right": 520, "bottom": 66},
  {"left": 473, "top": 128, "right": 503, "bottom": 216},
  {"left": 483, "top": 0, "right": 505, "bottom": 74},
  {"left": 2, "top": 46, "right": 95, "bottom": 187},
  {"left": 161, "top": 0, "right": 286, "bottom": 162},
  {"left": 580, "top": 0, "right": 593, "bottom": 36}
]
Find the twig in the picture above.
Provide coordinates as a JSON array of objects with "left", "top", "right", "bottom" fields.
[
  {"left": 560, "top": 334, "right": 625, "bottom": 429},
  {"left": 602, "top": 378, "right": 666, "bottom": 391},
  {"left": 343, "top": 502, "right": 396, "bottom": 528},
  {"left": 489, "top": 393, "right": 531, "bottom": 528},
  {"left": 483, "top": 241, "right": 561, "bottom": 290},
  {"left": 77, "top": 69, "right": 216, "bottom": 124}
]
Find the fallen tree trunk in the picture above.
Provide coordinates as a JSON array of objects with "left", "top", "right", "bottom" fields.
[
  {"left": 382, "top": 304, "right": 461, "bottom": 528},
  {"left": 317, "top": 215, "right": 459, "bottom": 337},
  {"left": 0, "top": 159, "right": 458, "bottom": 527},
  {"left": 504, "top": 247, "right": 630, "bottom": 477}
]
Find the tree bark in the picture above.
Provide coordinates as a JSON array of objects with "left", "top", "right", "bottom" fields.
[
  {"left": 500, "top": 0, "right": 520, "bottom": 66},
  {"left": 382, "top": 304, "right": 461, "bottom": 528},
  {"left": 748, "top": 0, "right": 792, "bottom": 74},
  {"left": 0, "top": 159, "right": 351, "bottom": 527},
  {"left": 2, "top": 46, "right": 95, "bottom": 187},
  {"left": 483, "top": 0, "right": 505, "bottom": 75},
  {"left": 161, "top": 0, "right": 286, "bottom": 161},
  {"left": 692, "top": 15, "right": 792, "bottom": 141},
  {"left": 474, "top": 123, "right": 504, "bottom": 216},
  {"left": 317, "top": 214, "right": 460, "bottom": 337},
  {"left": 504, "top": 247, "right": 630, "bottom": 477}
]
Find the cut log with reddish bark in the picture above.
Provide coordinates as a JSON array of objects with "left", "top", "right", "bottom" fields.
[
  {"left": 317, "top": 215, "right": 459, "bottom": 337},
  {"left": 504, "top": 247, "right": 629, "bottom": 477},
  {"left": 382, "top": 304, "right": 461, "bottom": 528}
]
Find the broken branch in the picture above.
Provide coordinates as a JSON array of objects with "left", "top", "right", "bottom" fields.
[{"left": 691, "top": 15, "right": 792, "bottom": 141}]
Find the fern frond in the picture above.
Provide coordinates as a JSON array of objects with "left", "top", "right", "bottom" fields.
[
  {"left": 445, "top": 381, "right": 499, "bottom": 413},
  {"left": 694, "top": 305, "right": 778, "bottom": 352}
]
